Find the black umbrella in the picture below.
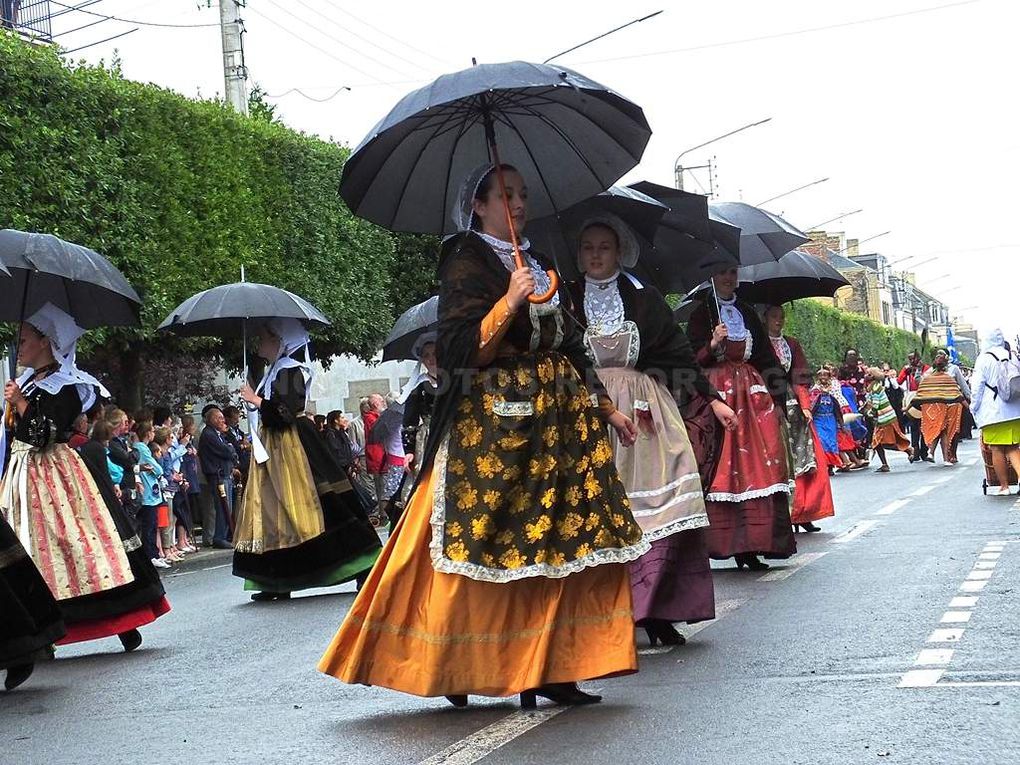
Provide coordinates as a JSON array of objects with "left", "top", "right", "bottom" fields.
[
  {"left": 157, "top": 282, "right": 331, "bottom": 337},
  {"left": 526, "top": 185, "right": 667, "bottom": 281},
  {"left": 382, "top": 296, "right": 438, "bottom": 362},
  {"left": 0, "top": 229, "right": 141, "bottom": 327},
  {"left": 707, "top": 202, "right": 809, "bottom": 266},
  {"left": 625, "top": 182, "right": 741, "bottom": 294}
]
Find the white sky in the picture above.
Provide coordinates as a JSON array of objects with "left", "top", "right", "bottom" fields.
[{"left": 52, "top": 0, "right": 1018, "bottom": 341}]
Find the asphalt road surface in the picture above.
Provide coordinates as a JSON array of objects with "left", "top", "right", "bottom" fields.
[{"left": 3, "top": 439, "right": 1018, "bottom": 765}]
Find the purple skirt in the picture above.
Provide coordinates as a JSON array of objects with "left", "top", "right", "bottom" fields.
[{"left": 631, "top": 527, "right": 715, "bottom": 624}]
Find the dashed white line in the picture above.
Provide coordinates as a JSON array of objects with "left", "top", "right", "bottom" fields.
[
  {"left": 949, "top": 596, "right": 978, "bottom": 609},
  {"left": 832, "top": 519, "right": 880, "bottom": 544},
  {"left": 876, "top": 499, "right": 910, "bottom": 516},
  {"left": 915, "top": 648, "right": 954, "bottom": 666},
  {"left": 940, "top": 611, "right": 972, "bottom": 624},
  {"left": 927, "top": 628, "right": 964, "bottom": 643},
  {"left": 638, "top": 599, "right": 743, "bottom": 655},
  {"left": 899, "top": 669, "right": 945, "bottom": 688},
  {"left": 974, "top": 561, "right": 997, "bottom": 570},
  {"left": 932, "top": 476, "right": 954, "bottom": 485},
  {"left": 959, "top": 580, "right": 988, "bottom": 593},
  {"left": 910, "top": 485, "right": 937, "bottom": 497},
  {"left": 757, "top": 552, "right": 828, "bottom": 581},
  {"left": 978, "top": 552, "right": 1001, "bottom": 560},
  {"left": 419, "top": 708, "right": 568, "bottom": 765},
  {"left": 966, "top": 570, "right": 993, "bottom": 581}
]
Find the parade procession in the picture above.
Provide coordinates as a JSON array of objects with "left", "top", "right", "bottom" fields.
[{"left": 1, "top": 3, "right": 1018, "bottom": 764}]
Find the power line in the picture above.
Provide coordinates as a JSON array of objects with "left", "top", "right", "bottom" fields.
[
  {"left": 544, "top": 10, "right": 663, "bottom": 64},
  {"left": 289, "top": 0, "right": 426, "bottom": 75},
  {"left": 48, "top": 0, "right": 221, "bottom": 28},
  {"left": 245, "top": 4, "right": 389, "bottom": 85},
  {"left": 265, "top": 85, "right": 352, "bottom": 102},
  {"left": 575, "top": 0, "right": 980, "bottom": 66},
  {"left": 320, "top": 0, "right": 453, "bottom": 67},
  {"left": 62, "top": 26, "right": 138, "bottom": 53}
]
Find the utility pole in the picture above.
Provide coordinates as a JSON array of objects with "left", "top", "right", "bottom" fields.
[{"left": 219, "top": 0, "right": 248, "bottom": 114}]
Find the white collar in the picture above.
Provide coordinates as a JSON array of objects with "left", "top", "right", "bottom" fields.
[{"left": 585, "top": 270, "right": 621, "bottom": 288}]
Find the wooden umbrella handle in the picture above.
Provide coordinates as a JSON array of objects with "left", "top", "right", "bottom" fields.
[{"left": 491, "top": 161, "right": 558, "bottom": 304}]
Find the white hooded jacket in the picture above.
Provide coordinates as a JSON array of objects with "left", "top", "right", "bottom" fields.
[{"left": 970, "top": 328, "right": 1020, "bottom": 429}]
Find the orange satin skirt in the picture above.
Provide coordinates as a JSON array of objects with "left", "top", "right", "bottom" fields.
[{"left": 317, "top": 467, "right": 638, "bottom": 698}]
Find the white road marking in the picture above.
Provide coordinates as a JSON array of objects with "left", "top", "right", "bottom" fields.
[
  {"left": 966, "top": 570, "right": 993, "bottom": 581},
  {"left": 757, "top": 552, "right": 828, "bottom": 581},
  {"left": 973, "top": 561, "right": 997, "bottom": 570},
  {"left": 915, "top": 649, "right": 954, "bottom": 666},
  {"left": 910, "top": 485, "right": 936, "bottom": 497},
  {"left": 927, "top": 628, "right": 964, "bottom": 643},
  {"left": 949, "top": 596, "right": 978, "bottom": 608},
  {"left": 959, "top": 580, "right": 988, "bottom": 593},
  {"left": 899, "top": 669, "right": 945, "bottom": 688},
  {"left": 169, "top": 563, "right": 231, "bottom": 577},
  {"left": 832, "top": 519, "right": 880, "bottom": 544},
  {"left": 978, "top": 552, "right": 1001, "bottom": 560},
  {"left": 940, "top": 611, "right": 972, "bottom": 624},
  {"left": 932, "top": 475, "right": 954, "bottom": 485},
  {"left": 637, "top": 599, "right": 743, "bottom": 655},
  {"left": 876, "top": 499, "right": 910, "bottom": 516},
  {"left": 987, "top": 540, "right": 1009, "bottom": 545},
  {"left": 419, "top": 708, "right": 568, "bottom": 765},
  {"left": 984, "top": 545, "right": 1006, "bottom": 552}
]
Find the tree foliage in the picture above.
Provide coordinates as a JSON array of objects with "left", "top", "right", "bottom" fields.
[{"left": 0, "top": 34, "right": 436, "bottom": 405}]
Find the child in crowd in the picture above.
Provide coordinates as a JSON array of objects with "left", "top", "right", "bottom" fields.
[{"left": 864, "top": 367, "right": 914, "bottom": 472}]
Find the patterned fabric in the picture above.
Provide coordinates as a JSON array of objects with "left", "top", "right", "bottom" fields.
[
  {"left": 583, "top": 272, "right": 626, "bottom": 334},
  {"left": 717, "top": 296, "right": 748, "bottom": 341},
  {"left": 866, "top": 382, "right": 899, "bottom": 425},
  {"left": 914, "top": 370, "right": 965, "bottom": 404},
  {"left": 786, "top": 396, "right": 817, "bottom": 477},
  {"left": 431, "top": 351, "right": 648, "bottom": 582},
  {"left": 921, "top": 402, "right": 963, "bottom": 447},
  {"left": 0, "top": 440, "right": 134, "bottom": 601},
  {"left": 770, "top": 336, "right": 793, "bottom": 373}
]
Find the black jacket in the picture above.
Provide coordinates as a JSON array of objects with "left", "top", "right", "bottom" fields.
[{"left": 198, "top": 425, "right": 237, "bottom": 479}]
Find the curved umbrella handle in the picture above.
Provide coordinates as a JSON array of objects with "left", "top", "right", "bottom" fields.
[{"left": 492, "top": 162, "right": 559, "bottom": 305}]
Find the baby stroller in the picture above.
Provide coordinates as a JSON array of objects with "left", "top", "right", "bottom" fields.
[{"left": 980, "top": 433, "right": 1018, "bottom": 494}]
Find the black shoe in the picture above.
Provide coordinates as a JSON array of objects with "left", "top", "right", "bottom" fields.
[
  {"left": 444, "top": 694, "right": 469, "bottom": 707},
  {"left": 734, "top": 553, "right": 769, "bottom": 571},
  {"left": 797, "top": 523, "right": 821, "bottom": 533},
  {"left": 643, "top": 620, "right": 686, "bottom": 647},
  {"left": 118, "top": 629, "right": 142, "bottom": 652},
  {"left": 212, "top": 540, "right": 234, "bottom": 550},
  {"left": 4, "top": 663, "right": 34, "bottom": 691},
  {"left": 924, "top": 457, "right": 936, "bottom": 463},
  {"left": 250, "top": 592, "right": 290, "bottom": 602},
  {"left": 520, "top": 682, "right": 602, "bottom": 710}
]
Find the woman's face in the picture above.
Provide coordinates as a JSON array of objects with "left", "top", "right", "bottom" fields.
[
  {"left": 818, "top": 370, "right": 831, "bottom": 386},
  {"left": 420, "top": 342, "right": 438, "bottom": 377},
  {"left": 17, "top": 324, "right": 52, "bottom": 368},
  {"left": 472, "top": 169, "right": 528, "bottom": 239},
  {"left": 712, "top": 268, "right": 739, "bottom": 298},
  {"left": 765, "top": 306, "right": 785, "bottom": 335},
  {"left": 578, "top": 225, "right": 620, "bottom": 281},
  {"left": 257, "top": 330, "right": 281, "bottom": 362}
]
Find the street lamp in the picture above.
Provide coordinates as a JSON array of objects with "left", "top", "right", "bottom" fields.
[
  {"left": 757, "top": 177, "right": 829, "bottom": 207},
  {"left": 674, "top": 117, "right": 772, "bottom": 191}
]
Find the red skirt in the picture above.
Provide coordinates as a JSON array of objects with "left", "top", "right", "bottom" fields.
[{"left": 58, "top": 596, "right": 171, "bottom": 644}]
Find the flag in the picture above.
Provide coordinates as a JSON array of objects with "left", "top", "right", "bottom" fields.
[{"left": 946, "top": 327, "right": 959, "bottom": 363}]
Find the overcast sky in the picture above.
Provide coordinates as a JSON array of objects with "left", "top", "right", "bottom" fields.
[{"left": 52, "top": 0, "right": 1018, "bottom": 342}]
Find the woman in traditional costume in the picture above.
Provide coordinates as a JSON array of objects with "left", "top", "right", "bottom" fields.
[
  {"left": 234, "top": 319, "right": 382, "bottom": 601},
  {"left": 686, "top": 269, "right": 795, "bottom": 570},
  {"left": 863, "top": 366, "right": 913, "bottom": 471},
  {"left": 1, "top": 515, "right": 65, "bottom": 690},
  {"left": 567, "top": 216, "right": 737, "bottom": 645},
  {"left": 809, "top": 368, "right": 850, "bottom": 471},
  {"left": 764, "top": 305, "right": 834, "bottom": 533},
  {"left": 912, "top": 351, "right": 967, "bottom": 465},
  {"left": 319, "top": 164, "right": 649, "bottom": 709},
  {"left": 1, "top": 304, "right": 170, "bottom": 652}
]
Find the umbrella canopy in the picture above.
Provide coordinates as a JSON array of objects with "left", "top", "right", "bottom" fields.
[
  {"left": 382, "top": 296, "right": 438, "bottom": 362},
  {"left": 0, "top": 229, "right": 141, "bottom": 328},
  {"left": 707, "top": 202, "right": 809, "bottom": 266},
  {"left": 157, "top": 282, "right": 331, "bottom": 338},
  {"left": 526, "top": 185, "right": 667, "bottom": 281},
  {"left": 733, "top": 250, "right": 850, "bottom": 306},
  {"left": 339, "top": 60, "right": 652, "bottom": 235},
  {"left": 625, "top": 182, "right": 740, "bottom": 294}
]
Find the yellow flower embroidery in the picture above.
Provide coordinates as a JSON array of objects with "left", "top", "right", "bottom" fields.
[
  {"left": 565, "top": 486, "right": 582, "bottom": 507},
  {"left": 533, "top": 549, "right": 548, "bottom": 564},
  {"left": 475, "top": 453, "right": 504, "bottom": 479},
  {"left": 483, "top": 489, "right": 502, "bottom": 509},
  {"left": 574, "top": 455, "right": 590, "bottom": 474},
  {"left": 540, "top": 487, "right": 557, "bottom": 509},
  {"left": 537, "top": 357, "right": 555, "bottom": 384},
  {"left": 457, "top": 418, "right": 483, "bottom": 448},
  {"left": 481, "top": 393, "right": 497, "bottom": 415},
  {"left": 498, "top": 432, "right": 529, "bottom": 451},
  {"left": 584, "top": 471, "right": 603, "bottom": 500},
  {"left": 556, "top": 390, "right": 568, "bottom": 406},
  {"left": 503, "top": 464, "right": 523, "bottom": 482},
  {"left": 595, "top": 529, "right": 614, "bottom": 547},
  {"left": 584, "top": 512, "right": 601, "bottom": 531},
  {"left": 591, "top": 439, "right": 613, "bottom": 467},
  {"left": 515, "top": 368, "right": 532, "bottom": 388},
  {"left": 499, "top": 547, "right": 526, "bottom": 569},
  {"left": 568, "top": 394, "right": 585, "bottom": 412},
  {"left": 611, "top": 513, "right": 627, "bottom": 527},
  {"left": 549, "top": 551, "right": 566, "bottom": 566},
  {"left": 508, "top": 489, "right": 530, "bottom": 515},
  {"left": 448, "top": 458, "right": 467, "bottom": 476},
  {"left": 471, "top": 514, "right": 496, "bottom": 540},
  {"left": 496, "top": 369, "right": 511, "bottom": 388},
  {"left": 457, "top": 486, "right": 478, "bottom": 510},
  {"left": 495, "top": 529, "right": 515, "bottom": 545},
  {"left": 534, "top": 391, "right": 555, "bottom": 415},
  {"left": 446, "top": 541, "right": 469, "bottom": 562},
  {"left": 556, "top": 512, "right": 584, "bottom": 540},
  {"left": 542, "top": 425, "right": 558, "bottom": 448},
  {"left": 446, "top": 521, "right": 463, "bottom": 538},
  {"left": 575, "top": 542, "right": 592, "bottom": 558},
  {"left": 575, "top": 417, "right": 589, "bottom": 443},
  {"left": 524, "top": 514, "right": 553, "bottom": 543},
  {"left": 529, "top": 453, "right": 557, "bottom": 480},
  {"left": 481, "top": 552, "right": 496, "bottom": 567}
]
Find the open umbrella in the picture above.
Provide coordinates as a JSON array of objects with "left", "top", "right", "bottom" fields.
[
  {"left": 732, "top": 250, "right": 850, "bottom": 306},
  {"left": 339, "top": 60, "right": 652, "bottom": 303},
  {"left": 381, "top": 296, "right": 438, "bottom": 362},
  {"left": 526, "top": 185, "right": 667, "bottom": 282},
  {"left": 707, "top": 202, "right": 809, "bottom": 266}
]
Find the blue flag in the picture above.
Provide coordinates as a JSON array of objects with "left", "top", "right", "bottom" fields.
[{"left": 946, "top": 327, "right": 959, "bottom": 363}]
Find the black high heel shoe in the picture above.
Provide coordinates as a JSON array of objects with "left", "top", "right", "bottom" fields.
[
  {"left": 643, "top": 620, "right": 686, "bottom": 647},
  {"left": 4, "top": 663, "right": 34, "bottom": 691},
  {"left": 520, "top": 682, "right": 602, "bottom": 710},
  {"left": 444, "top": 695, "right": 468, "bottom": 708},
  {"left": 118, "top": 629, "right": 142, "bottom": 652},
  {"left": 796, "top": 522, "right": 821, "bottom": 533},
  {"left": 734, "top": 553, "right": 769, "bottom": 571}
]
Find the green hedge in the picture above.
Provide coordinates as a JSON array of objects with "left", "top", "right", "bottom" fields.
[
  {"left": 785, "top": 299, "right": 926, "bottom": 369},
  {"left": 0, "top": 33, "right": 426, "bottom": 370}
]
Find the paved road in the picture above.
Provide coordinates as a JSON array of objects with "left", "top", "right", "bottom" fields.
[{"left": 3, "top": 439, "right": 1018, "bottom": 765}]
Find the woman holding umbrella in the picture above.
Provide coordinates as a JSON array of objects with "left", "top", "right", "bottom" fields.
[
  {"left": 686, "top": 268, "right": 795, "bottom": 570},
  {"left": 233, "top": 318, "right": 382, "bottom": 601},
  {"left": 1, "top": 303, "right": 170, "bottom": 651},
  {"left": 319, "top": 164, "right": 649, "bottom": 708},
  {"left": 566, "top": 215, "right": 738, "bottom": 645}
]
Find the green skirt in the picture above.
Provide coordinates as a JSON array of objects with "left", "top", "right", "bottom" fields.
[{"left": 982, "top": 418, "right": 1020, "bottom": 445}]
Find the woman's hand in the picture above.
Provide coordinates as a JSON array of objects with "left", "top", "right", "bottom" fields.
[
  {"left": 404, "top": 453, "right": 415, "bottom": 474},
  {"left": 3, "top": 380, "right": 24, "bottom": 405},
  {"left": 607, "top": 410, "right": 638, "bottom": 448},
  {"left": 239, "top": 383, "right": 261, "bottom": 408},
  {"left": 801, "top": 407, "right": 813, "bottom": 422},
  {"left": 505, "top": 266, "right": 536, "bottom": 311},
  {"left": 710, "top": 398, "right": 739, "bottom": 431},
  {"left": 710, "top": 323, "right": 729, "bottom": 350}
]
